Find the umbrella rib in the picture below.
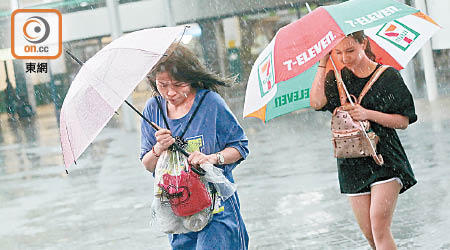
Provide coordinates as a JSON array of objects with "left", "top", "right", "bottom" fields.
[
  {"left": 69, "top": 49, "right": 159, "bottom": 110},
  {"left": 101, "top": 52, "right": 119, "bottom": 95},
  {"left": 93, "top": 25, "right": 187, "bottom": 58},
  {"left": 76, "top": 66, "right": 122, "bottom": 109},
  {"left": 93, "top": 47, "right": 166, "bottom": 58},
  {"left": 63, "top": 117, "right": 77, "bottom": 173},
  {"left": 85, "top": 52, "right": 155, "bottom": 106}
]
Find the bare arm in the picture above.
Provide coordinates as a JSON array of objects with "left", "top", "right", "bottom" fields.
[
  {"left": 343, "top": 104, "right": 410, "bottom": 129},
  {"left": 310, "top": 58, "right": 329, "bottom": 110},
  {"left": 141, "top": 147, "right": 160, "bottom": 173},
  {"left": 141, "top": 124, "right": 175, "bottom": 173},
  {"left": 367, "top": 110, "right": 409, "bottom": 129},
  {"left": 189, "top": 147, "right": 242, "bottom": 165}
]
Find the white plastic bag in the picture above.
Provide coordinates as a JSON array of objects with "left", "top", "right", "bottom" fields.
[
  {"left": 200, "top": 163, "right": 236, "bottom": 200},
  {"left": 150, "top": 198, "right": 190, "bottom": 234},
  {"left": 150, "top": 150, "right": 236, "bottom": 234}
]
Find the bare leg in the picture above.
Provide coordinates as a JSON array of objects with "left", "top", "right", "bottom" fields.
[
  {"left": 348, "top": 194, "right": 376, "bottom": 249},
  {"left": 370, "top": 181, "right": 401, "bottom": 250}
]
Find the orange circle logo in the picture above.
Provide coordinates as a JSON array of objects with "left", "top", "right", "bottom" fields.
[{"left": 23, "top": 16, "right": 50, "bottom": 44}]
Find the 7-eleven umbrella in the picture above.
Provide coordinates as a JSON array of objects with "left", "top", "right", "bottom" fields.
[{"left": 243, "top": 0, "right": 440, "bottom": 122}]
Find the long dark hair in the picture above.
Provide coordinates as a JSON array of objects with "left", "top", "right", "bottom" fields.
[
  {"left": 348, "top": 31, "right": 376, "bottom": 61},
  {"left": 147, "top": 44, "right": 234, "bottom": 94}
]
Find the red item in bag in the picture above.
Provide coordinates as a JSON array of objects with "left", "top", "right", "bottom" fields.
[{"left": 158, "top": 166, "right": 211, "bottom": 217}]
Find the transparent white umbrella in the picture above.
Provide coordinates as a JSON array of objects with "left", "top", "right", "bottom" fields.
[{"left": 59, "top": 26, "right": 187, "bottom": 171}]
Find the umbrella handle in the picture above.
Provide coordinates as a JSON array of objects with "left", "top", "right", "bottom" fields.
[
  {"left": 329, "top": 56, "right": 356, "bottom": 107},
  {"left": 123, "top": 100, "right": 191, "bottom": 158}
]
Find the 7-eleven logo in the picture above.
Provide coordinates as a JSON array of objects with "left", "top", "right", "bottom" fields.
[
  {"left": 258, "top": 52, "right": 275, "bottom": 97},
  {"left": 376, "top": 20, "right": 420, "bottom": 51}
]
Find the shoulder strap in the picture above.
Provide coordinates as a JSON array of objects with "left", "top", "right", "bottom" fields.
[
  {"left": 179, "top": 91, "right": 209, "bottom": 139},
  {"left": 357, "top": 65, "right": 389, "bottom": 103},
  {"left": 154, "top": 90, "right": 210, "bottom": 139},
  {"left": 333, "top": 69, "right": 348, "bottom": 106},
  {"left": 333, "top": 65, "right": 389, "bottom": 106},
  {"left": 155, "top": 96, "right": 170, "bottom": 130}
]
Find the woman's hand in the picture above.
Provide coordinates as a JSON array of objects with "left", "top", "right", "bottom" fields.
[
  {"left": 342, "top": 104, "right": 370, "bottom": 121},
  {"left": 342, "top": 106, "right": 410, "bottom": 129},
  {"left": 188, "top": 151, "right": 215, "bottom": 165},
  {"left": 319, "top": 52, "right": 331, "bottom": 66},
  {"left": 153, "top": 123, "right": 175, "bottom": 155}
]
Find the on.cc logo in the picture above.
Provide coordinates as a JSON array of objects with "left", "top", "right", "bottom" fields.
[
  {"left": 23, "top": 16, "right": 50, "bottom": 44},
  {"left": 11, "top": 9, "right": 62, "bottom": 59}
]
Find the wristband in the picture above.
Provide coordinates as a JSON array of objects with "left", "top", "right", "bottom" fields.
[
  {"left": 152, "top": 146, "right": 160, "bottom": 157},
  {"left": 318, "top": 65, "right": 326, "bottom": 68}
]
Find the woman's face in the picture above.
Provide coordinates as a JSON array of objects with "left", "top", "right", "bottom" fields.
[
  {"left": 155, "top": 72, "right": 193, "bottom": 106},
  {"left": 333, "top": 37, "right": 367, "bottom": 69}
]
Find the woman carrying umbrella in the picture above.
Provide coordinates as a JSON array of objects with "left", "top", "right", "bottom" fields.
[
  {"left": 140, "top": 45, "right": 249, "bottom": 250},
  {"left": 310, "top": 31, "right": 417, "bottom": 250}
]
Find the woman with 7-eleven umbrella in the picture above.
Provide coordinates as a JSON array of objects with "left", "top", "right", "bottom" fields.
[{"left": 310, "top": 31, "right": 417, "bottom": 250}]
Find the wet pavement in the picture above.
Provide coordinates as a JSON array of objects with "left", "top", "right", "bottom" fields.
[{"left": 0, "top": 94, "right": 449, "bottom": 250}]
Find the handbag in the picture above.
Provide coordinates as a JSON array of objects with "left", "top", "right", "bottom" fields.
[
  {"left": 331, "top": 65, "right": 388, "bottom": 166},
  {"left": 158, "top": 164, "right": 212, "bottom": 217}
]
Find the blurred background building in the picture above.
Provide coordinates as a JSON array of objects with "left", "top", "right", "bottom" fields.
[{"left": 0, "top": 0, "right": 449, "bottom": 121}]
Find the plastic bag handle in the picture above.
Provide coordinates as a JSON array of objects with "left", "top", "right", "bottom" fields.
[{"left": 190, "top": 164, "right": 206, "bottom": 176}]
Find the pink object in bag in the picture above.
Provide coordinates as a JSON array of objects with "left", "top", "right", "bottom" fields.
[{"left": 158, "top": 165, "right": 211, "bottom": 217}]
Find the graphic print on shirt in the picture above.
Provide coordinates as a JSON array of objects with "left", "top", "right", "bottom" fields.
[{"left": 185, "top": 135, "right": 204, "bottom": 153}]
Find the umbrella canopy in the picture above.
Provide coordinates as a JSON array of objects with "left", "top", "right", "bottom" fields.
[
  {"left": 243, "top": 0, "right": 440, "bottom": 122},
  {"left": 60, "top": 26, "right": 185, "bottom": 169}
]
